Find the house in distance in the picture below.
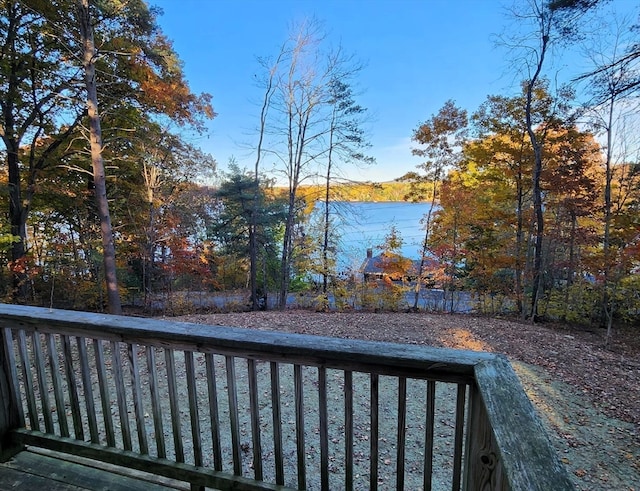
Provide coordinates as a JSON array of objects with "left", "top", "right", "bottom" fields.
[{"left": 359, "top": 248, "right": 439, "bottom": 287}]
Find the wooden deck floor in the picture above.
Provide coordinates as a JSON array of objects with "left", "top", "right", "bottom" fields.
[{"left": 0, "top": 447, "right": 192, "bottom": 490}]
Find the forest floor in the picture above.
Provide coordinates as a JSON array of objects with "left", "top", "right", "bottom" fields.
[{"left": 174, "top": 310, "right": 640, "bottom": 491}]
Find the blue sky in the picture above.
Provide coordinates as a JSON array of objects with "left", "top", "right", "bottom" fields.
[{"left": 150, "top": 0, "right": 637, "bottom": 183}]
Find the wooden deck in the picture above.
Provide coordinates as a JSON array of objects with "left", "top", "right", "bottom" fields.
[{"left": 0, "top": 446, "right": 190, "bottom": 490}]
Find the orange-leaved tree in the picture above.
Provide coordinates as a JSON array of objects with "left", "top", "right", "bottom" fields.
[{"left": 400, "top": 100, "right": 468, "bottom": 310}]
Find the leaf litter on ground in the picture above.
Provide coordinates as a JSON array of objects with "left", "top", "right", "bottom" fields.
[{"left": 173, "top": 310, "right": 640, "bottom": 491}]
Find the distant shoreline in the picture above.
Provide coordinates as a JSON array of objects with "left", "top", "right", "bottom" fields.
[{"left": 269, "top": 181, "right": 438, "bottom": 203}]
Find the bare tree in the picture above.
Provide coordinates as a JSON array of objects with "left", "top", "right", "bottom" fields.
[
  {"left": 520, "top": 0, "right": 552, "bottom": 320},
  {"left": 319, "top": 78, "right": 373, "bottom": 298},
  {"left": 577, "top": 10, "right": 640, "bottom": 343},
  {"left": 249, "top": 48, "right": 287, "bottom": 310},
  {"left": 258, "top": 19, "right": 365, "bottom": 309}
]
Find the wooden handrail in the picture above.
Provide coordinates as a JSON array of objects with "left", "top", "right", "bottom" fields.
[
  {"left": 0, "top": 304, "right": 492, "bottom": 382},
  {"left": 0, "top": 304, "right": 574, "bottom": 490},
  {"left": 470, "top": 357, "right": 575, "bottom": 490}
]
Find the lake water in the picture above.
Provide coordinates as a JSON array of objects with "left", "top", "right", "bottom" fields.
[{"left": 314, "top": 201, "right": 434, "bottom": 272}]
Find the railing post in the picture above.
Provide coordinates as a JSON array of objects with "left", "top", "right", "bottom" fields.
[
  {"left": 463, "top": 384, "right": 506, "bottom": 490},
  {"left": 469, "top": 357, "right": 575, "bottom": 491},
  {"left": 0, "top": 328, "right": 23, "bottom": 461}
]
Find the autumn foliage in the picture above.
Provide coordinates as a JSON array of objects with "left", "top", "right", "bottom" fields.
[{"left": 1, "top": 1, "right": 639, "bottom": 330}]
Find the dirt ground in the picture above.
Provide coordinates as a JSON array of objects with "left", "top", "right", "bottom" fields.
[{"left": 174, "top": 310, "right": 640, "bottom": 491}]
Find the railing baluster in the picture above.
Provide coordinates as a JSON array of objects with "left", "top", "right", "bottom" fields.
[
  {"left": 2, "top": 328, "right": 24, "bottom": 428},
  {"left": 247, "top": 358, "right": 263, "bottom": 481},
  {"left": 294, "top": 363, "right": 306, "bottom": 490},
  {"left": 423, "top": 380, "right": 436, "bottom": 491},
  {"left": 128, "top": 343, "right": 148, "bottom": 454},
  {"left": 226, "top": 355, "right": 242, "bottom": 476},
  {"left": 93, "top": 339, "right": 115, "bottom": 447},
  {"left": 31, "top": 332, "right": 53, "bottom": 434},
  {"left": 344, "top": 370, "right": 353, "bottom": 491},
  {"left": 185, "top": 351, "right": 204, "bottom": 491},
  {"left": 165, "top": 348, "right": 184, "bottom": 463},
  {"left": 370, "top": 373, "right": 379, "bottom": 491},
  {"left": 17, "top": 330, "right": 38, "bottom": 431},
  {"left": 45, "top": 334, "right": 68, "bottom": 437},
  {"left": 205, "top": 353, "right": 222, "bottom": 471},
  {"left": 270, "top": 361, "right": 284, "bottom": 485},
  {"left": 396, "top": 376, "right": 407, "bottom": 490},
  {"left": 146, "top": 346, "right": 166, "bottom": 458},
  {"left": 185, "top": 351, "right": 202, "bottom": 466},
  {"left": 452, "top": 383, "right": 467, "bottom": 491},
  {"left": 77, "top": 337, "right": 99, "bottom": 443},
  {"left": 318, "top": 366, "right": 328, "bottom": 491},
  {"left": 62, "top": 335, "right": 83, "bottom": 440},
  {"left": 111, "top": 341, "right": 131, "bottom": 451}
]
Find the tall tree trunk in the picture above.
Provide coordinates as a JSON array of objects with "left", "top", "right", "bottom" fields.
[
  {"left": 77, "top": 0, "right": 122, "bottom": 315},
  {"left": 562, "top": 211, "right": 577, "bottom": 321},
  {"left": 448, "top": 209, "right": 459, "bottom": 314},
  {"left": 525, "top": 29, "right": 549, "bottom": 322},
  {"left": 529, "top": 145, "right": 544, "bottom": 321},
  {"left": 250, "top": 55, "right": 279, "bottom": 310},
  {"left": 248, "top": 208, "right": 258, "bottom": 309},
  {"left": 278, "top": 193, "right": 296, "bottom": 310},
  {"left": 321, "top": 109, "right": 336, "bottom": 296},
  {"left": 250, "top": 49, "right": 289, "bottom": 310},
  {"left": 278, "top": 108, "right": 310, "bottom": 310},
  {"left": 7, "top": 143, "right": 28, "bottom": 301},
  {"left": 4, "top": 3, "right": 28, "bottom": 301},
  {"left": 322, "top": 168, "right": 331, "bottom": 295},
  {"left": 515, "top": 174, "right": 525, "bottom": 319},
  {"left": 145, "top": 201, "right": 157, "bottom": 308},
  {"left": 514, "top": 137, "right": 528, "bottom": 320},
  {"left": 412, "top": 181, "right": 437, "bottom": 310},
  {"left": 602, "top": 97, "right": 615, "bottom": 342}
]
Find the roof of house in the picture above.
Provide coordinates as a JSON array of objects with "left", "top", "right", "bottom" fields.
[{"left": 360, "top": 251, "right": 438, "bottom": 277}]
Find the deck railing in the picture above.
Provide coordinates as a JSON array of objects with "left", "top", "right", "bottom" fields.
[{"left": 0, "top": 304, "right": 574, "bottom": 490}]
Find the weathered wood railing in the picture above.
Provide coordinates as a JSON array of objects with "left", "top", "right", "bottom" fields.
[{"left": 0, "top": 304, "right": 574, "bottom": 490}]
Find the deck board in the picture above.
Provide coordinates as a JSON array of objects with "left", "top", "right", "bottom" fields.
[{"left": 0, "top": 447, "right": 191, "bottom": 491}]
